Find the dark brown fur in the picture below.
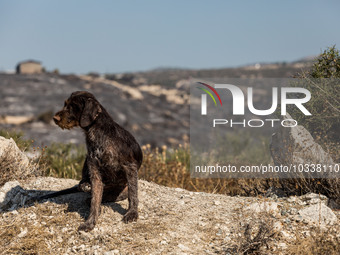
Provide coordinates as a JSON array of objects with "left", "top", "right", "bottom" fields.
[{"left": 52, "top": 91, "right": 143, "bottom": 231}]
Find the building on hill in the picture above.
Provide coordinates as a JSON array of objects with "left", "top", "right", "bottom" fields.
[{"left": 16, "top": 60, "right": 43, "bottom": 74}]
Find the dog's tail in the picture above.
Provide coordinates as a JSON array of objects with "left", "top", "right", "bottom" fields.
[{"left": 31, "top": 185, "right": 80, "bottom": 202}]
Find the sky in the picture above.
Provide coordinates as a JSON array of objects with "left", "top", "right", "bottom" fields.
[{"left": 0, "top": 0, "right": 340, "bottom": 74}]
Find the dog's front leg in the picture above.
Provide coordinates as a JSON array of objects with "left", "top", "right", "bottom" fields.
[
  {"left": 122, "top": 163, "right": 139, "bottom": 223},
  {"left": 78, "top": 166, "right": 103, "bottom": 232},
  {"left": 78, "top": 156, "right": 92, "bottom": 193}
]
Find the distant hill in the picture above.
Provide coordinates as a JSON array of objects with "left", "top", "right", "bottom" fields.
[{"left": 0, "top": 59, "right": 314, "bottom": 147}]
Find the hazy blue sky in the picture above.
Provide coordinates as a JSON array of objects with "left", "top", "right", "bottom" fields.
[{"left": 1, "top": 0, "right": 339, "bottom": 74}]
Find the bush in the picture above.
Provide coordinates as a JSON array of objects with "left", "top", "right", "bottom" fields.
[
  {"left": 0, "top": 130, "right": 31, "bottom": 151},
  {"left": 40, "top": 143, "right": 86, "bottom": 179},
  {"left": 281, "top": 46, "right": 340, "bottom": 200},
  {"left": 306, "top": 46, "right": 340, "bottom": 78},
  {"left": 290, "top": 46, "right": 340, "bottom": 161}
]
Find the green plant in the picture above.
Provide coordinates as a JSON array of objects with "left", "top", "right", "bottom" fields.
[
  {"left": 214, "top": 131, "right": 271, "bottom": 165},
  {"left": 0, "top": 130, "right": 31, "bottom": 151},
  {"left": 289, "top": 46, "right": 340, "bottom": 161},
  {"left": 306, "top": 45, "right": 340, "bottom": 78},
  {"left": 40, "top": 143, "right": 86, "bottom": 179}
]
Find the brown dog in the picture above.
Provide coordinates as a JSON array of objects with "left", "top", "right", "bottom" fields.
[{"left": 51, "top": 91, "right": 143, "bottom": 231}]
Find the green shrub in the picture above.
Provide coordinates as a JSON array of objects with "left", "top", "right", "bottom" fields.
[
  {"left": 40, "top": 143, "right": 86, "bottom": 179},
  {"left": 306, "top": 45, "right": 340, "bottom": 78},
  {"left": 282, "top": 46, "right": 340, "bottom": 200},
  {"left": 0, "top": 130, "right": 31, "bottom": 151},
  {"left": 290, "top": 46, "right": 340, "bottom": 161}
]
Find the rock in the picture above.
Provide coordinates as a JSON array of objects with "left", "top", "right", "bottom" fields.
[
  {"left": 278, "top": 242, "right": 288, "bottom": 249},
  {"left": 178, "top": 244, "right": 190, "bottom": 251},
  {"left": 298, "top": 203, "right": 337, "bottom": 226},
  {"left": 17, "top": 227, "right": 28, "bottom": 238},
  {"left": 245, "top": 201, "right": 280, "bottom": 216},
  {"left": 0, "top": 136, "right": 36, "bottom": 187},
  {"left": 273, "top": 221, "right": 283, "bottom": 231},
  {"left": 214, "top": 200, "right": 221, "bottom": 205},
  {"left": 270, "top": 114, "right": 334, "bottom": 176},
  {"left": 0, "top": 136, "right": 29, "bottom": 169},
  {"left": 104, "top": 250, "right": 119, "bottom": 255},
  {"left": 299, "top": 193, "right": 328, "bottom": 206}
]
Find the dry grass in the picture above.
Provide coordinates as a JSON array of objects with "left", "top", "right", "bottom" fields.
[
  {"left": 140, "top": 144, "right": 339, "bottom": 200},
  {"left": 224, "top": 213, "right": 278, "bottom": 255},
  {"left": 1, "top": 128, "right": 338, "bottom": 200},
  {"left": 139, "top": 144, "right": 280, "bottom": 196},
  {"left": 0, "top": 203, "right": 77, "bottom": 254},
  {"left": 0, "top": 136, "right": 42, "bottom": 187},
  {"left": 287, "top": 226, "right": 340, "bottom": 255}
]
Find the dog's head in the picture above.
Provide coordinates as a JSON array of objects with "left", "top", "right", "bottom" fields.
[{"left": 53, "top": 91, "right": 102, "bottom": 129}]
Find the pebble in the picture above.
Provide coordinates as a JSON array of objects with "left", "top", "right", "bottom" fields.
[
  {"left": 18, "top": 228, "right": 28, "bottom": 238},
  {"left": 214, "top": 200, "right": 221, "bottom": 206}
]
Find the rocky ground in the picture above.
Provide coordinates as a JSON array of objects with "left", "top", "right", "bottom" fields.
[{"left": 0, "top": 177, "right": 339, "bottom": 255}]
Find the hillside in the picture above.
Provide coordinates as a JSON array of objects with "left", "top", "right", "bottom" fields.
[{"left": 0, "top": 60, "right": 311, "bottom": 147}]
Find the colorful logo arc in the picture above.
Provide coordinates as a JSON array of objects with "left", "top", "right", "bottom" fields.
[{"left": 196, "top": 82, "right": 223, "bottom": 106}]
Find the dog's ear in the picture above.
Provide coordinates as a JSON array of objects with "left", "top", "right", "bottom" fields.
[{"left": 80, "top": 98, "right": 102, "bottom": 128}]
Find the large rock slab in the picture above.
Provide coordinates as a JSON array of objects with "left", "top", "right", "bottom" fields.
[
  {"left": 270, "top": 114, "right": 334, "bottom": 166},
  {"left": 298, "top": 203, "right": 338, "bottom": 226},
  {"left": 0, "top": 136, "right": 33, "bottom": 186},
  {"left": 0, "top": 136, "right": 29, "bottom": 167}
]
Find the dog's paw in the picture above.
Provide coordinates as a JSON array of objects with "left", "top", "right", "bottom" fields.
[
  {"left": 79, "top": 182, "right": 91, "bottom": 193},
  {"left": 122, "top": 210, "right": 138, "bottom": 223},
  {"left": 78, "top": 222, "right": 95, "bottom": 232}
]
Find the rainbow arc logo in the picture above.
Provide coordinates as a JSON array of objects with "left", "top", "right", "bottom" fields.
[{"left": 196, "top": 82, "right": 223, "bottom": 106}]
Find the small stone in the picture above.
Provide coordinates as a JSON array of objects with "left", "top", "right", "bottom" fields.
[
  {"left": 278, "top": 243, "right": 287, "bottom": 249},
  {"left": 293, "top": 215, "right": 303, "bottom": 222},
  {"left": 273, "top": 221, "right": 282, "bottom": 231},
  {"left": 178, "top": 244, "right": 190, "bottom": 251},
  {"left": 214, "top": 201, "right": 221, "bottom": 206},
  {"left": 245, "top": 201, "right": 280, "bottom": 215},
  {"left": 281, "top": 231, "right": 292, "bottom": 239},
  {"left": 104, "top": 249, "right": 120, "bottom": 255},
  {"left": 284, "top": 218, "right": 291, "bottom": 224},
  {"left": 178, "top": 200, "right": 185, "bottom": 205},
  {"left": 18, "top": 228, "right": 28, "bottom": 238}
]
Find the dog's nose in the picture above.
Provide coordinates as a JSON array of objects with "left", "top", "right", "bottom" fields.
[{"left": 53, "top": 115, "right": 61, "bottom": 122}]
